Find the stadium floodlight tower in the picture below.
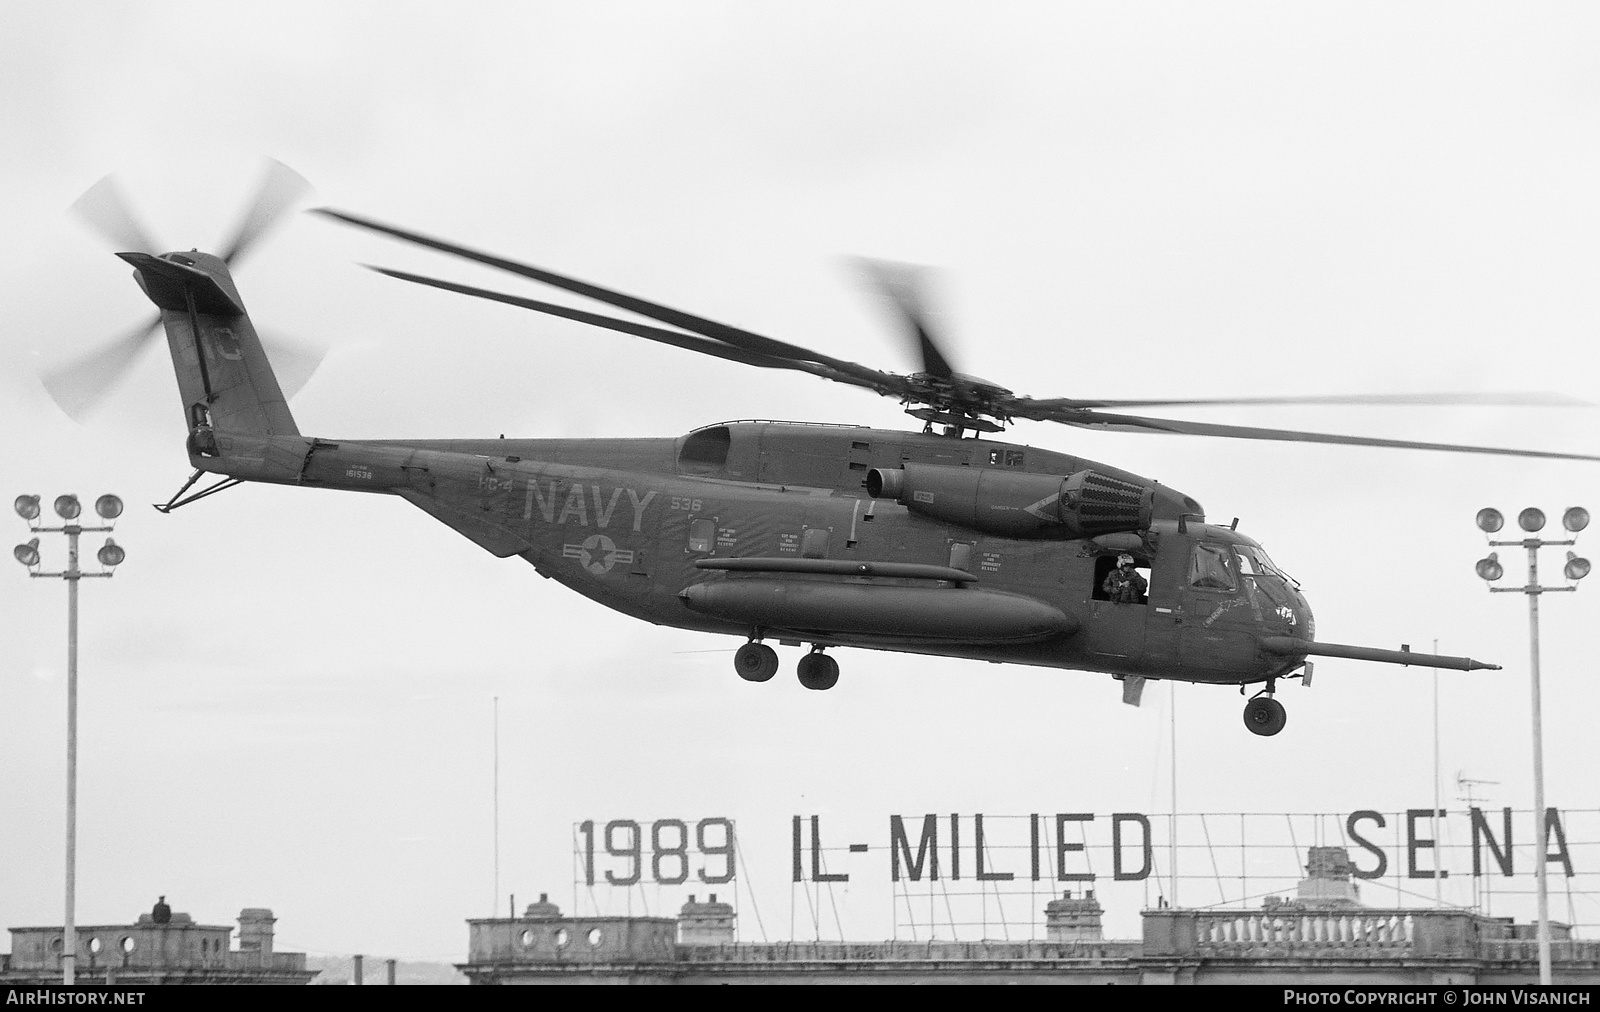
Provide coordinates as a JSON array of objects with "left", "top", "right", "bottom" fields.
[
  {"left": 1474, "top": 505, "right": 1589, "bottom": 986},
  {"left": 13, "top": 492, "right": 126, "bottom": 986}
]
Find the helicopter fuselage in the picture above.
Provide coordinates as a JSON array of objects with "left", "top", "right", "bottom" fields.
[{"left": 203, "top": 418, "right": 1315, "bottom": 686}]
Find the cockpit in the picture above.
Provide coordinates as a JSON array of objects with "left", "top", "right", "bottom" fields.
[{"left": 1189, "top": 536, "right": 1307, "bottom": 631}]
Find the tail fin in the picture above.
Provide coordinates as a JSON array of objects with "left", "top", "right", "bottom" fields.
[{"left": 120, "top": 250, "right": 299, "bottom": 447}]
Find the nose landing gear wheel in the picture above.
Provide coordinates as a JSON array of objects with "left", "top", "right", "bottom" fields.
[
  {"left": 734, "top": 642, "right": 779, "bottom": 682},
  {"left": 796, "top": 650, "right": 839, "bottom": 691},
  {"left": 1243, "top": 696, "right": 1287, "bottom": 736}
]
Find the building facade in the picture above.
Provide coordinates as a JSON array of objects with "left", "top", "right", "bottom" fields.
[
  {"left": 1, "top": 902, "right": 315, "bottom": 985},
  {"left": 459, "top": 851, "right": 1600, "bottom": 984}
]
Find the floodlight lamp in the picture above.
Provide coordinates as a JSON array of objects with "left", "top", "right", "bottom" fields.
[
  {"left": 94, "top": 494, "right": 123, "bottom": 521},
  {"left": 1475, "top": 553, "right": 1503, "bottom": 582},
  {"left": 1563, "top": 507, "right": 1589, "bottom": 534},
  {"left": 1565, "top": 552, "right": 1590, "bottom": 581},
  {"left": 53, "top": 495, "right": 80, "bottom": 521},
  {"left": 13, "top": 495, "right": 40, "bottom": 521},
  {"left": 96, "top": 539, "right": 124, "bottom": 568},
  {"left": 1475, "top": 508, "right": 1504, "bottom": 534},
  {"left": 13, "top": 538, "right": 40, "bottom": 567},
  {"left": 1517, "top": 507, "right": 1546, "bottom": 533}
]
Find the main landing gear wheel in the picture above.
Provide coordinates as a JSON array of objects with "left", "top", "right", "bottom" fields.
[
  {"left": 796, "top": 650, "right": 839, "bottom": 691},
  {"left": 1242, "top": 696, "right": 1287, "bottom": 737},
  {"left": 734, "top": 642, "right": 779, "bottom": 683}
]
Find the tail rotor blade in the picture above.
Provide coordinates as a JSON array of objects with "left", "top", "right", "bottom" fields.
[
  {"left": 57, "top": 162, "right": 316, "bottom": 423},
  {"left": 71, "top": 176, "right": 159, "bottom": 253},
  {"left": 219, "top": 159, "right": 311, "bottom": 266},
  {"left": 259, "top": 331, "right": 329, "bottom": 400},
  {"left": 42, "top": 314, "right": 163, "bottom": 420}
]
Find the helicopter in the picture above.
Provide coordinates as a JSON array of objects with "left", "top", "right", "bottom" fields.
[{"left": 42, "top": 165, "right": 1600, "bottom": 736}]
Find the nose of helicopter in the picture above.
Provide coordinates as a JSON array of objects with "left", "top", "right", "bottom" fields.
[
  {"left": 1278, "top": 586, "right": 1316, "bottom": 671},
  {"left": 1257, "top": 575, "right": 1315, "bottom": 677},
  {"left": 1291, "top": 587, "right": 1314, "bottom": 641}
]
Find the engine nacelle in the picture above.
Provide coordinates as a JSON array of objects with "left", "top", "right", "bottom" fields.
[{"left": 866, "top": 463, "right": 1153, "bottom": 539}]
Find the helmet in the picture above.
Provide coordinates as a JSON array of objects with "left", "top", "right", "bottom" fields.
[{"left": 1117, "top": 554, "right": 1135, "bottom": 566}]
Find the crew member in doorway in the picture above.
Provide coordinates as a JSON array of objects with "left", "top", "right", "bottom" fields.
[{"left": 1103, "top": 554, "right": 1147, "bottom": 604}]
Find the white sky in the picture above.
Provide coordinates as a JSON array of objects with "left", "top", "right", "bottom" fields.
[{"left": 2, "top": 1, "right": 1599, "bottom": 961}]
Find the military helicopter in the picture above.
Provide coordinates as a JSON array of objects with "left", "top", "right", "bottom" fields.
[{"left": 44, "top": 166, "right": 1600, "bottom": 736}]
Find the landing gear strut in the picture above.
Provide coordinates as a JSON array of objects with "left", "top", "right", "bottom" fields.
[
  {"left": 1242, "top": 692, "right": 1287, "bottom": 736},
  {"left": 733, "top": 641, "right": 779, "bottom": 682},
  {"left": 796, "top": 648, "right": 839, "bottom": 691}
]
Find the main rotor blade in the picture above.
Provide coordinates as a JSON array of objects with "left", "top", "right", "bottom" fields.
[
  {"left": 365, "top": 265, "right": 896, "bottom": 393},
  {"left": 219, "top": 159, "right": 311, "bottom": 266},
  {"left": 314, "top": 208, "right": 894, "bottom": 388},
  {"left": 1028, "top": 406, "right": 1600, "bottom": 461},
  {"left": 71, "top": 176, "right": 159, "bottom": 253},
  {"left": 1027, "top": 391, "right": 1593, "bottom": 411},
  {"left": 855, "top": 257, "right": 957, "bottom": 378},
  {"left": 41, "top": 314, "right": 162, "bottom": 420}
]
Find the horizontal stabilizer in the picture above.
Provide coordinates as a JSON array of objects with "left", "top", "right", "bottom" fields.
[
  {"left": 1260, "top": 636, "right": 1499, "bottom": 671},
  {"left": 118, "top": 252, "right": 245, "bottom": 316}
]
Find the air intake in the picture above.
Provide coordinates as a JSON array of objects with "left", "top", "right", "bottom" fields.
[{"left": 1060, "top": 471, "right": 1153, "bottom": 538}]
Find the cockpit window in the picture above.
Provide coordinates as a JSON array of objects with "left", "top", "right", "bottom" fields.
[
  {"left": 1235, "top": 549, "right": 1261, "bottom": 578},
  {"left": 1237, "top": 545, "right": 1298, "bottom": 588},
  {"left": 1189, "top": 544, "right": 1238, "bottom": 592}
]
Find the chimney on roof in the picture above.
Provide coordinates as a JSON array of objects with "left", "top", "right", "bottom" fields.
[
  {"left": 238, "top": 908, "right": 276, "bottom": 957},
  {"left": 1045, "top": 890, "right": 1104, "bottom": 942},
  {"left": 523, "top": 893, "right": 562, "bottom": 920},
  {"left": 678, "top": 894, "right": 735, "bottom": 946}
]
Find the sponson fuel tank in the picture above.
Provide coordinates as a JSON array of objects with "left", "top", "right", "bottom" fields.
[
  {"left": 866, "top": 463, "right": 1154, "bottom": 539},
  {"left": 681, "top": 580, "right": 1077, "bottom": 643}
]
